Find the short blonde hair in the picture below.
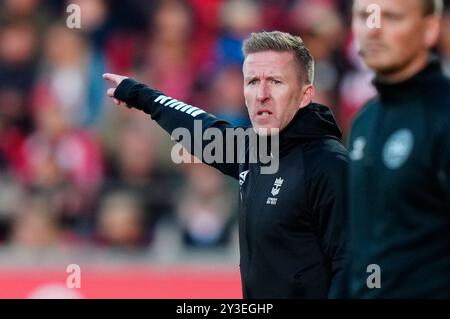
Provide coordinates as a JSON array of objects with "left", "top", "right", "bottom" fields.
[{"left": 242, "top": 31, "right": 315, "bottom": 84}]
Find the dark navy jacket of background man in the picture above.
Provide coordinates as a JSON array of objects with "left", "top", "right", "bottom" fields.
[{"left": 348, "top": 59, "right": 450, "bottom": 298}]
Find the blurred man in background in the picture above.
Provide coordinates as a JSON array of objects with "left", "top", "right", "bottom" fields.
[
  {"left": 349, "top": 0, "right": 450, "bottom": 297},
  {"left": 104, "top": 31, "right": 348, "bottom": 299}
]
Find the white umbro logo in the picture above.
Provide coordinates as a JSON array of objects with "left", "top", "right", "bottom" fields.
[{"left": 239, "top": 170, "right": 249, "bottom": 186}]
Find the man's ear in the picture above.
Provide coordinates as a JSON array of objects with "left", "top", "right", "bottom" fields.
[
  {"left": 424, "top": 15, "right": 442, "bottom": 49},
  {"left": 299, "top": 84, "right": 315, "bottom": 109}
]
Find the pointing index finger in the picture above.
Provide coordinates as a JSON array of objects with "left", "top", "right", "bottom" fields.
[{"left": 102, "top": 73, "right": 117, "bottom": 82}]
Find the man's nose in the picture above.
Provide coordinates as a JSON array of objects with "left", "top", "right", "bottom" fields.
[
  {"left": 256, "top": 83, "right": 270, "bottom": 103},
  {"left": 365, "top": 22, "right": 382, "bottom": 38}
]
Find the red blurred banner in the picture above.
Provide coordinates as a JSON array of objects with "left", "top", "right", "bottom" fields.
[{"left": 0, "top": 265, "right": 242, "bottom": 299}]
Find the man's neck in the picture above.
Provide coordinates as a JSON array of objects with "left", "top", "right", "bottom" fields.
[{"left": 377, "top": 52, "right": 429, "bottom": 84}]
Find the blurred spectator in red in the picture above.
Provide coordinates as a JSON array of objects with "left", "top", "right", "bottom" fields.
[
  {"left": 10, "top": 85, "right": 104, "bottom": 235},
  {"left": 23, "top": 86, "right": 104, "bottom": 191},
  {"left": 258, "top": 0, "right": 291, "bottom": 31},
  {"left": 140, "top": 0, "right": 196, "bottom": 103},
  {"left": 102, "top": 0, "right": 154, "bottom": 76},
  {"left": 188, "top": 0, "right": 223, "bottom": 78}
]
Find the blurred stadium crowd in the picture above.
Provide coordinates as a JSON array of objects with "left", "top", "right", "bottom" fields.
[{"left": 0, "top": 0, "right": 449, "bottom": 255}]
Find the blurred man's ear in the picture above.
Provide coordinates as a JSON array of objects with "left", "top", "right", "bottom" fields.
[
  {"left": 299, "top": 84, "right": 315, "bottom": 109},
  {"left": 424, "top": 14, "right": 442, "bottom": 49}
]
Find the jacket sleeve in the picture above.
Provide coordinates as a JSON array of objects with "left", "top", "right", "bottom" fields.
[
  {"left": 114, "top": 78, "right": 240, "bottom": 180},
  {"left": 307, "top": 148, "right": 349, "bottom": 299}
]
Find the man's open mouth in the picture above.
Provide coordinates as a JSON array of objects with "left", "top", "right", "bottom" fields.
[{"left": 257, "top": 110, "right": 273, "bottom": 117}]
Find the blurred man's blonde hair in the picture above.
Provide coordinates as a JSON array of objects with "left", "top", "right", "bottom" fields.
[{"left": 242, "top": 31, "right": 315, "bottom": 85}]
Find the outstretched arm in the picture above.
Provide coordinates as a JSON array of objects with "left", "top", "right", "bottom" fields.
[{"left": 103, "top": 73, "right": 241, "bottom": 179}]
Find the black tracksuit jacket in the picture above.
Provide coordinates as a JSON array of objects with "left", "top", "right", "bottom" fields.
[
  {"left": 114, "top": 79, "right": 348, "bottom": 299},
  {"left": 348, "top": 59, "right": 450, "bottom": 298}
]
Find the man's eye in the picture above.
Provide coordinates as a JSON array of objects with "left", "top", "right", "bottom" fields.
[
  {"left": 248, "top": 79, "right": 258, "bottom": 85},
  {"left": 383, "top": 13, "right": 403, "bottom": 21},
  {"left": 357, "top": 11, "right": 369, "bottom": 20},
  {"left": 272, "top": 80, "right": 282, "bottom": 85}
]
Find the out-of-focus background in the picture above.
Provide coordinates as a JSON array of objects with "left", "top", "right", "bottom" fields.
[{"left": 0, "top": 0, "right": 449, "bottom": 298}]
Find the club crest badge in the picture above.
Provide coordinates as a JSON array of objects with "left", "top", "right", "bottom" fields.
[{"left": 383, "top": 129, "right": 414, "bottom": 169}]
